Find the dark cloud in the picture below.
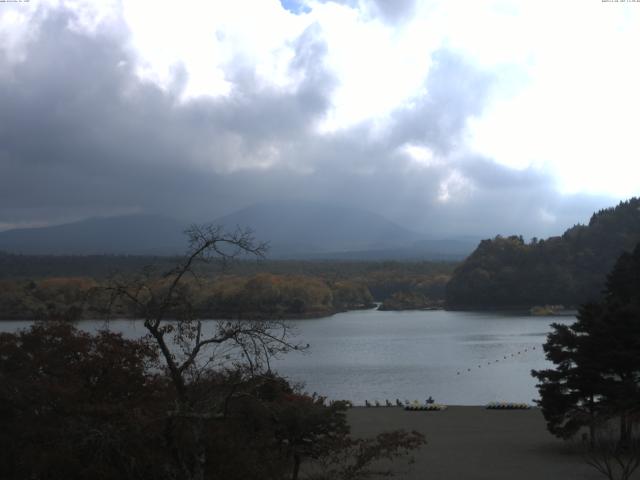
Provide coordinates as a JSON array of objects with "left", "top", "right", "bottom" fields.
[
  {"left": 387, "top": 50, "right": 493, "bottom": 153},
  {"left": 0, "top": 5, "right": 616, "bottom": 239},
  {"left": 0, "top": 9, "right": 333, "bottom": 221}
]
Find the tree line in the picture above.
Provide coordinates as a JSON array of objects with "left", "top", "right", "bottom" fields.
[
  {"left": 0, "top": 260, "right": 454, "bottom": 320},
  {"left": 0, "top": 274, "right": 375, "bottom": 321},
  {"left": 446, "top": 197, "right": 640, "bottom": 309}
]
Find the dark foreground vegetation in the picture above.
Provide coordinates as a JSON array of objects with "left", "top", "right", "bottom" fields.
[
  {"left": 0, "top": 323, "right": 424, "bottom": 480},
  {"left": 447, "top": 197, "right": 640, "bottom": 309},
  {"left": 0, "top": 225, "right": 425, "bottom": 480},
  {"left": 533, "top": 243, "right": 640, "bottom": 480}
]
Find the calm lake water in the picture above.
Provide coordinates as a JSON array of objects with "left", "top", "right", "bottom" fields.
[{"left": 0, "top": 308, "right": 575, "bottom": 406}]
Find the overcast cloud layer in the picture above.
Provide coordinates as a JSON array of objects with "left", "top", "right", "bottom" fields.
[{"left": 0, "top": 0, "right": 636, "bottom": 238}]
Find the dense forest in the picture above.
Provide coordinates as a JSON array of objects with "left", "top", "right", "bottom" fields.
[
  {"left": 0, "top": 258, "right": 454, "bottom": 320},
  {"left": 446, "top": 197, "right": 640, "bottom": 309}
]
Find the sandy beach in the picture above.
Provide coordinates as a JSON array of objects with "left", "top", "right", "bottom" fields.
[{"left": 347, "top": 406, "right": 631, "bottom": 480}]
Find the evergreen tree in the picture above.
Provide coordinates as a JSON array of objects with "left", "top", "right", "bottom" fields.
[{"left": 532, "top": 243, "right": 640, "bottom": 445}]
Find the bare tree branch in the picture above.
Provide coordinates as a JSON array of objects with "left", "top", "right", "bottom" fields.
[{"left": 101, "top": 224, "right": 299, "bottom": 480}]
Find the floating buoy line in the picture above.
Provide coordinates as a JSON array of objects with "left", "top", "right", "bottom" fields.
[
  {"left": 348, "top": 346, "right": 541, "bottom": 409},
  {"left": 455, "top": 345, "right": 538, "bottom": 376}
]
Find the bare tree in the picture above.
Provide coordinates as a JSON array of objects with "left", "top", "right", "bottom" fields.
[{"left": 106, "top": 225, "right": 302, "bottom": 480}]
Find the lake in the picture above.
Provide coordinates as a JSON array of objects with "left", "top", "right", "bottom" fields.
[
  {"left": 273, "top": 308, "right": 574, "bottom": 405},
  {"left": 0, "top": 308, "right": 575, "bottom": 406}
]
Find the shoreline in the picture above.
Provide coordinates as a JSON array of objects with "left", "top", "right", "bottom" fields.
[
  {"left": 0, "top": 304, "right": 580, "bottom": 322},
  {"left": 347, "top": 406, "right": 606, "bottom": 480}
]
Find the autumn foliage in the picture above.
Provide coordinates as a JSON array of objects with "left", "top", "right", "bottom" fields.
[{"left": 0, "top": 323, "right": 424, "bottom": 480}]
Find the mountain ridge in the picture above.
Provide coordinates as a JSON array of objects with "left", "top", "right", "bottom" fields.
[
  {"left": 0, "top": 214, "right": 187, "bottom": 255},
  {"left": 0, "top": 202, "right": 477, "bottom": 259}
]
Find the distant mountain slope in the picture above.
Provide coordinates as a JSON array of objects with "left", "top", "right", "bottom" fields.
[
  {"left": 0, "top": 202, "right": 477, "bottom": 259},
  {"left": 0, "top": 215, "right": 187, "bottom": 255},
  {"left": 446, "top": 197, "right": 640, "bottom": 309},
  {"left": 212, "top": 201, "right": 425, "bottom": 256}
]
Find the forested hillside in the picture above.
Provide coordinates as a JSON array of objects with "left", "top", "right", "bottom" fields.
[
  {"left": 446, "top": 197, "right": 640, "bottom": 309},
  {"left": 0, "top": 258, "right": 455, "bottom": 320}
]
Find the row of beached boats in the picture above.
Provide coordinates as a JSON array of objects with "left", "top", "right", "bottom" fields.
[{"left": 359, "top": 399, "right": 530, "bottom": 410}]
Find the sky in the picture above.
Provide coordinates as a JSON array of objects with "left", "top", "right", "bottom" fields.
[{"left": 0, "top": 0, "right": 638, "bottom": 238}]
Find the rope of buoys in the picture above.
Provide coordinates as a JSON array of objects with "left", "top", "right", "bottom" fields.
[{"left": 455, "top": 344, "right": 542, "bottom": 377}]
